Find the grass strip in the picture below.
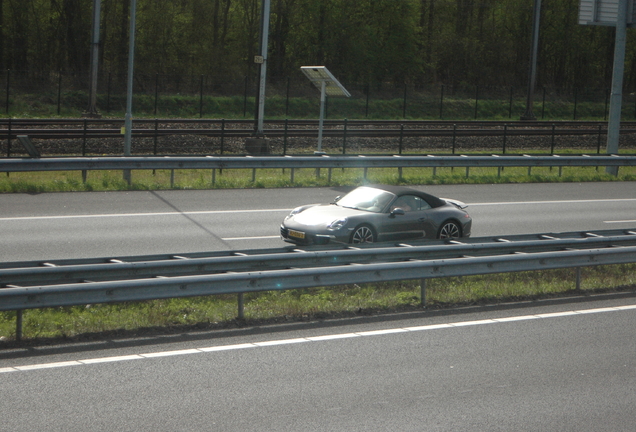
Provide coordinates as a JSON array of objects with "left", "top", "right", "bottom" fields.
[
  {"left": 2, "top": 165, "right": 636, "bottom": 193},
  {"left": 1, "top": 264, "right": 635, "bottom": 342}
]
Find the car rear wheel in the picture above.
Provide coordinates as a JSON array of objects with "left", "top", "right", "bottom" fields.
[
  {"left": 351, "top": 225, "right": 375, "bottom": 244},
  {"left": 438, "top": 221, "right": 461, "bottom": 239}
]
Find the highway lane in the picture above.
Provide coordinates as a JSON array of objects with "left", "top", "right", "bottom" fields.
[
  {"left": 1, "top": 296, "right": 635, "bottom": 431},
  {"left": 1, "top": 182, "right": 636, "bottom": 262}
]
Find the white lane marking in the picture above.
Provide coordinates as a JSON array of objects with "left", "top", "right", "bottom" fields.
[
  {"left": 222, "top": 235, "right": 280, "bottom": 241},
  {"left": 469, "top": 198, "right": 636, "bottom": 206},
  {"left": 604, "top": 220, "right": 636, "bottom": 224},
  {"left": 2, "top": 198, "right": 636, "bottom": 222},
  {"left": 1, "top": 303, "right": 634, "bottom": 374},
  {"left": 140, "top": 349, "right": 200, "bottom": 358},
  {"left": 0, "top": 209, "right": 292, "bottom": 222},
  {"left": 80, "top": 355, "right": 143, "bottom": 364},
  {"left": 15, "top": 361, "right": 81, "bottom": 371}
]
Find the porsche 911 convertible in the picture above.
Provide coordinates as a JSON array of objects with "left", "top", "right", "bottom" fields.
[{"left": 280, "top": 185, "right": 472, "bottom": 245}]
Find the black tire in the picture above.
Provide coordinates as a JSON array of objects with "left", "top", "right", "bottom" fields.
[
  {"left": 438, "top": 221, "right": 461, "bottom": 239},
  {"left": 351, "top": 225, "right": 375, "bottom": 244}
]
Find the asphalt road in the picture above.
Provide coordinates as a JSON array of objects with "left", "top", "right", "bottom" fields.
[
  {"left": 1, "top": 182, "right": 636, "bottom": 262},
  {"left": 1, "top": 296, "right": 635, "bottom": 431},
  {"left": 1, "top": 183, "right": 636, "bottom": 430}
]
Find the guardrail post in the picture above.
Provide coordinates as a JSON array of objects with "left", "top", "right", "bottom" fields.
[
  {"left": 238, "top": 293, "right": 245, "bottom": 320},
  {"left": 211, "top": 169, "right": 216, "bottom": 186},
  {"left": 16, "top": 310, "right": 22, "bottom": 341},
  {"left": 170, "top": 170, "right": 175, "bottom": 188},
  {"left": 420, "top": 278, "right": 427, "bottom": 307}
]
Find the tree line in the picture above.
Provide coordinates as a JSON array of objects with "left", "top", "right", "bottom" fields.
[{"left": 2, "top": 0, "right": 636, "bottom": 92}]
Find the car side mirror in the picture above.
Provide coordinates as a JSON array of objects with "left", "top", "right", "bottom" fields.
[
  {"left": 333, "top": 196, "right": 341, "bottom": 203},
  {"left": 390, "top": 208, "right": 405, "bottom": 217}
]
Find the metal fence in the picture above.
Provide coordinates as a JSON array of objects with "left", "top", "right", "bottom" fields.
[
  {"left": 3, "top": 69, "right": 636, "bottom": 120},
  {"left": 2, "top": 229, "right": 636, "bottom": 340}
]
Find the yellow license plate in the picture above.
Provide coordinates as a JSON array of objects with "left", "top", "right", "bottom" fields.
[{"left": 288, "top": 229, "right": 306, "bottom": 239}]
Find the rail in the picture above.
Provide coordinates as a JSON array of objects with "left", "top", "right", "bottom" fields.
[
  {"left": 2, "top": 229, "right": 636, "bottom": 339},
  {"left": 2, "top": 119, "right": 636, "bottom": 157}
]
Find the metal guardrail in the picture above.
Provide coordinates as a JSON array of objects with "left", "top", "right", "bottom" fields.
[
  {"left": 1, "top": 229, "right": 636, "bottom": 322},
  {"left": 2, "top": 229, "right": 636, "bottom": 288},
  {"left": 2, "top": 229, "right": 636, "bottom": 340},
  {"left": 1, "top": 154, "right": 636, "bottom": 174}
]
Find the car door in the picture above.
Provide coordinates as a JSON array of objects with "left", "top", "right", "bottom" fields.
[{"left": 377, "top": 195, "right": 435, "bottom": 241}]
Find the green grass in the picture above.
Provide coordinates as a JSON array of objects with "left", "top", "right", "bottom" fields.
[
  {"left": 2, "top": 164, "right": 636, "bottom": 194},
  {"left": 2, "top": 265, "right": 634, "bottom": 342}
]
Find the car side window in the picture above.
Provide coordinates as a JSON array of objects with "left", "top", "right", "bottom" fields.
[
  {"left": 389, "top": 195, "right": 416, "bottom": 212},
  {"left": 392, "top": 195, "right": 432, "bottom": 212},
  {"left": 413, "top": 196, "right": 431, "bottom": 211}
]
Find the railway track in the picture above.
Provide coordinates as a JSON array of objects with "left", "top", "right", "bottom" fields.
[
  {"left": 2, "top": 119, "right": 635, "bottom": 156},
  {"left": 1, "top": 119, "right": 634, "bottom": 140}
]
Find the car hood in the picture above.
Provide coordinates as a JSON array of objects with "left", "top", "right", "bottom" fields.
[{"left": 288, "top": 204, "right": 370, "bottom": 226}]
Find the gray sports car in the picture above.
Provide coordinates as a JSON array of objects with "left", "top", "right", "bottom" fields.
[{"left": 280, "top": 185, "right": 472, "bottom": 245}]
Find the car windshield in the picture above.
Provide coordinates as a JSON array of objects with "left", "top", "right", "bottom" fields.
[{"left": 336, "top": 187, "right": 395, "bottom": 213}]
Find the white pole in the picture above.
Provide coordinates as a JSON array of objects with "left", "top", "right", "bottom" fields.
[
  {"left": 256, "top": 0, "right": 270, "bottom": 136},
  {"left": 124, "top": 0, "right": 137, "bottom": 157},
  {"left": 316, "top": 80, "right": 326, "bottom": 154}
]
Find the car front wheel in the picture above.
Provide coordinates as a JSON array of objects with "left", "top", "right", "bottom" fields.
[
  {"left": 351, "top": 225, "right": 375, "bottom": 244},
  {"left": 438, "top": 221, "right": 461, "bottom": 239}
]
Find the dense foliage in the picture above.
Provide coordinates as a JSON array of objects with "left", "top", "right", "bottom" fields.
[{"left": 1, "top": 0, "right": 635, "bottom": 91}]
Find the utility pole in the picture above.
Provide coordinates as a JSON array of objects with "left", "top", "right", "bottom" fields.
[
  {"left": 521, "top": 0, "right": 542, "bottom": 121},
  {"left": 123, "top": 0, "right": 137, "bottom": 183},
  {"left": 605, "top": 0, "right": 629, "bottom": 175},
  {"left": 83, "top": 0, "right": 102, "bottom": 118},
  {"left": 254, "top": 0, "right": 270, "bottom": 136},
  {"left": 246, "top": 0, "right": 271, "bottom": 155}
]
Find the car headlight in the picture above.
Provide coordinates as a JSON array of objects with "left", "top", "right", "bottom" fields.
[
  {"left": 285, "top": 206, "right": 304, "bottom": 220},
  {"left": 327, "top": 218, "right": 348, "bottom": 231}
]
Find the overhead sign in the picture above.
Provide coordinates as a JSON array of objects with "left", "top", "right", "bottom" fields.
[{"left": 579, "top": 0, "right": 636, "bottom": 26}]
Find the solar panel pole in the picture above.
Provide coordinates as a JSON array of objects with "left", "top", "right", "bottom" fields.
[{"left": 317, "top": 79, "right": 326, "bottom": 153}]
